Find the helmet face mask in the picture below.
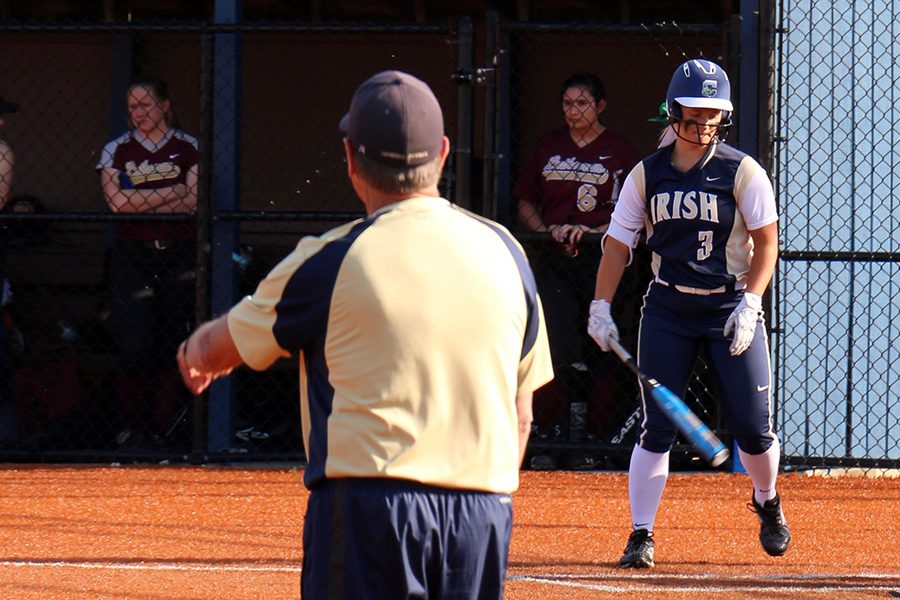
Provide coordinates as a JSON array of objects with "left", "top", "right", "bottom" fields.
[
  {"left": 666, "top": 59, "right": 733, "bottom": 144},
  {"left": 675, "top": 108, "right": 729, "bottom": 146}
]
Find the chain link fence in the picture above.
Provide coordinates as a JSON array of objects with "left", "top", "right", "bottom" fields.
[
  {"left": 0, "top": 19, "right": 764, "bottom": 468},
  {"left": 775, "top": 0, "right": 900, "bottom": 469},
  {"left": 0, "top": 22, "right": 460, "bottom": 462},
  {"left": 0, "top": 7, "right": 894, "bottom": 471}
]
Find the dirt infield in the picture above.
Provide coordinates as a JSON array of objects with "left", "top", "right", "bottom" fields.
[{"left": 0, "top": 465, "right": 897, "bottom": 599}]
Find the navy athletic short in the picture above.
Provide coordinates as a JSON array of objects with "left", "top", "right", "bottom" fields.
[{"left": 301, "top": 477, "right": 513, "bottom": 599}]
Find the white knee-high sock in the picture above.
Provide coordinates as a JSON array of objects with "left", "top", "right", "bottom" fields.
[
  {"left": 739, "top": 437, "right": 781, "bottom": 505},
  {"left": 628, "top": 444, "right": 670, "bottom": 533}
]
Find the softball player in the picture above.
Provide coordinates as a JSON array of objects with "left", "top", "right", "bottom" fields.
[
  {"left": 514, "top": 73, "right": 640, "bottom": 462},
  {"left": 588, "top": 58, "right": 791, "bottom": 567},
  {"left": 96, "top": 75, "right": 198, "bottom": 449},
  {"left": 0, "top": 93, "right": 18, "bottom": 211}
]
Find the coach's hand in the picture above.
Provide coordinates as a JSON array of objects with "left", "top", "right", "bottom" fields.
[
  {"left": 724, "top": 291, "right": 763, "bottom": 356},
  {"left": 588, "top": 299, "right": 619, "bottom": 352},
  {"left": 177, "top": 339, "right": 214, "bottom": 395}
]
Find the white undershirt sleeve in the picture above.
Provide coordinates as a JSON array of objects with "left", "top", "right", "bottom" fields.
[
  {"left": 606, "top": 163, "right": 647, "bottom": 248},
  {"left": 734, "top": 156, "right": 779, "bottom": 230}
]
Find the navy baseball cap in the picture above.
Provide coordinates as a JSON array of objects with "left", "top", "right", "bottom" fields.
[
  {"left": 339, "top": 70, "right": 443, "bottom": 167},
  {"left": 0, "top": 94, "right": 18, "bottom": 114}
]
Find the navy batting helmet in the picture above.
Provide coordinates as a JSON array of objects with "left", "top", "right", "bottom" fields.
[{"left": 666, "top": 59, "right": 733, "bottom": 138}]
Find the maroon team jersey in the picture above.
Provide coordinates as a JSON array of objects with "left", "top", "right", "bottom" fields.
[
  {"left": 96, "top": 129, "right": 199, "bottom": 241},
  {"left": 514, "top": 127, "right": 640, "bottom": 228}
]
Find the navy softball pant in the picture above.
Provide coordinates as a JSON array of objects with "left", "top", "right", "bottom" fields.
[{"left": 635, "top": 282, "right": 777, "bottom": 455}]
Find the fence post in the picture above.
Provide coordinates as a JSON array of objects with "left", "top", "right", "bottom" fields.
[
  {"left": 733, "top": 0, "right": 759, "bottom": 475},
  {"left": 453, "top": 16, "right": 473, "bottom": 210},
  {"left": 738, "top": 0, "right": 759, "bottom": 159},
  {"left": 207, "top": 0, "right": 243, "bottom": 454},
  {"left": 191, "top": 29, "right": 213, "bottom": 463},
  {"left": 481, "top": 11, "right": 497, "bottom": 220},
  {"left": 493, "top": 17, "right": 512, "bottom": 226}
]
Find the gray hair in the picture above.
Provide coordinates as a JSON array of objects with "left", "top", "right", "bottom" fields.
[{"left": 352, "top": 149, "right": 444, "bottom": 195}]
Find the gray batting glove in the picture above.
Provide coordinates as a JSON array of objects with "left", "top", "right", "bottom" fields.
[
  {"left": 723, "top": 291, "right": 763, "bottom": 356},
  {"left": 588, "top": 299, "right": 619, "bottom": 352}
]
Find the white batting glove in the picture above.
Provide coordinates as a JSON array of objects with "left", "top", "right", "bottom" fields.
[
  {"left": 588, "top": 299, "right": 619, "bottom": 352},
  {"left": 723, "top": 291, "right": 763, "bottom": 356}
]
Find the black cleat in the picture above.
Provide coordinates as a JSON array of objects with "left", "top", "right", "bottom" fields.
[
  {"left": 749, "top": 494, "right": 792, "bottom": 556},
  {"left": 619, "top": 528, "right": 654, "bottom": 568}
]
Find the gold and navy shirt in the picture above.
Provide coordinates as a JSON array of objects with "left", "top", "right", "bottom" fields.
[{"left": 228, "top": 197, "right": 553, "bottom": 494}]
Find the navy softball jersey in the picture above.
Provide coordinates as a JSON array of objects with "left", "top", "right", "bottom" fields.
[{"left": 607, "top": 142, "right": 779, "bottom": 453}]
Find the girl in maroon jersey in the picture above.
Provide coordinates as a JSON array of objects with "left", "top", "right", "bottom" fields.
[
  {"left": 96, "top": 75, "right": 198, "bottom": 451},
  {"left": 513, "top": 73, "right": 641, "bottom": 468}
]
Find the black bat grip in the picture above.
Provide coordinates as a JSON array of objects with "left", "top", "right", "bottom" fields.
[{"left": 608, "top": 337, "right": 639, "bottom": 376}]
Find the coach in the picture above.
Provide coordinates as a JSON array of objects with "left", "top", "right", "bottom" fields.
[{"left": 176, "top": 70, "right": 553, "bottom": 598}]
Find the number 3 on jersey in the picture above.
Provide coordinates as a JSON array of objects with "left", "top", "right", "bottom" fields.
[{"left": 697, "top": 230, "right": 713, "bottom": 261}]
